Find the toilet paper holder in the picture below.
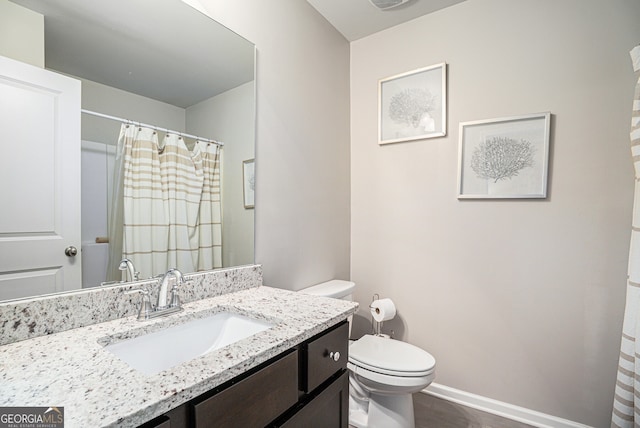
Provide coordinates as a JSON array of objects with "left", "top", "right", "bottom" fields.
[{"left": 369, "top": 294, "right": 389, "bottom": 338}]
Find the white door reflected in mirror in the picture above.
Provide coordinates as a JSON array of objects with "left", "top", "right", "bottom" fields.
[{"left": 0, "top": 55, "right": 82, "bottom": 300}]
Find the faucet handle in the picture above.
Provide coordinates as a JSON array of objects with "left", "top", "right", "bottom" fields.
[
  {"left": 168, "top": 275, "right": 190, "bottom": 308},
  {"left": 169, "top": 283, "right": 181, "bottom": 308},
  {"left": 167, "top": 273, "right": 194, "bottom": 308},
  {"left": 125, "top": 287, "right": 154, "bottom": 320}
]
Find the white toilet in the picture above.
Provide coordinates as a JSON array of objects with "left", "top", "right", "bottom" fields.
[{"left": 301, "top": 280, "right": 436, "bottom": 428}]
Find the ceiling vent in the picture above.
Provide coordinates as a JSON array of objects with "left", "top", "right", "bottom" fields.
[{"left": 369, "top": 0, "right": 411, "bottom": 10}]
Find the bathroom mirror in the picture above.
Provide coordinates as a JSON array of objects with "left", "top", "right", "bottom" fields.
[{"left": 3, "top": 0, "right": 255, "bottom": 301}]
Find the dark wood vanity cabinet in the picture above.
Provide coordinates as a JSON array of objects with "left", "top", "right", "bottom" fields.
[{"left": 138, "top": 321, "right": 349, "bottom": 428}]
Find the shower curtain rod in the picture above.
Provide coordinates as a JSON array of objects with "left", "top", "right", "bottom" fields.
[{"left": 81, "top": 109, "right": 224, "bottom": 146}]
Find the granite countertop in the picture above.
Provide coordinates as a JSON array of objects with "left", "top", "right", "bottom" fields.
[{"left": 0, "top": 286, "right": 358, "bottom": 428}]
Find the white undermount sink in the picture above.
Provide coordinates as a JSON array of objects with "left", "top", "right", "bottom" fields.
[{"left": 103, "top": 312, "right": 273, "bottom": 375}]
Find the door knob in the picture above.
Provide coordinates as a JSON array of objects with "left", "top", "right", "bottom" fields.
[
  {"left": 65, "top": 246, "right": 78, "bottom": 257},
  {"left": 329, "top": 351, "right": 340, "bottom": 362}
]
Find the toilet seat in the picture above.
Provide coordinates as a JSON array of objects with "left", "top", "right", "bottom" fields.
[
  {"left": 348, "top": 361, "right": 435, "bottom": 390},
  {"left": 349, "top": 335, "right": 436, "bottom": 377}
]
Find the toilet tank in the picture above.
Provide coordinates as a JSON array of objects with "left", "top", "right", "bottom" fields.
[{"left": 299, "top": 280, "right": 355, "bottom": 301}]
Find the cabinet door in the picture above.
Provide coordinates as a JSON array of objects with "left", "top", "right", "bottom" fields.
[
  {"left": 192, "top": 350, "right": 298, "bottom": 427},
  {"left": 137, "top": 415, "right": 171, "bottom": 428},
  {"left": 278, "top": 371, "right": 348, "bottom": 428}
]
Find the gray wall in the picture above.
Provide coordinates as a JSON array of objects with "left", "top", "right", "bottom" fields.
[
  {"left": 350, "top": 0, "right": 639, "bottom": 426},
  {"left": 198, "top": 0, "right": 351, "bottom": 289},
  {"left": 80, "top": 77, "right": 186, "bottom": 145}
]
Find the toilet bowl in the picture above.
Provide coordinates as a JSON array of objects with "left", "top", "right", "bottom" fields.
[
  {"left": 299, "top": 280, "right": 436, "bottom": 428},
  {"left": 348, "top": 334, "right": 435, "bottom": 428}
]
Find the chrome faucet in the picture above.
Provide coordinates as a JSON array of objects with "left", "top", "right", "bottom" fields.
[
  {"left": 156, "top": 268, "right": 185, "bottom": 310},
  {"left": 118, "top": 258, "right": 139, "bottom": 282},
  {"left": 126, "top": 268, "right": 187, "bottom": 321}
]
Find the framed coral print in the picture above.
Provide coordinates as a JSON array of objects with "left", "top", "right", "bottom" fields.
[
  {"left": 243, "top": 159, "right": 255, "bottom": 209},
  {"left": 378, "top": 63, "right": 447, "bottom": 145},
  {"left": 457, "top": 112, "right": 551, "bottom": 199}
]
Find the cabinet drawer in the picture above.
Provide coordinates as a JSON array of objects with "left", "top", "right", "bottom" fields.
[
  {"left": 302, "top": 322, "right": 348, "bottom": 393},
  {"left": 192, "top": 350, "right": 298, "bottom": 427}
]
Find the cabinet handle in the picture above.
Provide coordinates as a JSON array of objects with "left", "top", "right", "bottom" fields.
[{"left": 329, "top": 351, "right": 340, "bottom": 362}]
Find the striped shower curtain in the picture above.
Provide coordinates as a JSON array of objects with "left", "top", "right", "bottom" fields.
[
  {"left": 612, "top": 46, "right": 640, "bottom": 428},
  {"left": 118, "top": 124, "right": 222, "bottom": 280}
]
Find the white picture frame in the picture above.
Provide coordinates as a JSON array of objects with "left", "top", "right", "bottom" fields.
[
  {"left": 243, "top": 159, "right": 255, "bottom": 209},
  {"left": 457, "top": 112, "right": 551, "bottom": 199},
  {"left": 378, "top": 63, "right": 447, "bottom": 145}
]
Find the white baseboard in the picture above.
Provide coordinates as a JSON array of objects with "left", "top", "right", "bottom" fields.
[{"left": 423, "top": 383, "right": 593, "bottom": 428}]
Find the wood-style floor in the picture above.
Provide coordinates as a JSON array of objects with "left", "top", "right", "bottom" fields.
[{"left": 413, "top": 393, "right": 536, "bottom": 428}]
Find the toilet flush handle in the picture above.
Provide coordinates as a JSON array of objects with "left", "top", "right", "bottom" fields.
[{"left": 329, "top": 351, "right": 340, "bottom": 362}]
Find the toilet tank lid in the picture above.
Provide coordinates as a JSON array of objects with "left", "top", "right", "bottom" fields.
[{"left": 300, "top": 280, "right": 355, "bottom": 298}]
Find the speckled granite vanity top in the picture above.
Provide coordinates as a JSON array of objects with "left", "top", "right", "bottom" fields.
[{"left": 0, "top": 286, "right": 358, "bottom": 428}]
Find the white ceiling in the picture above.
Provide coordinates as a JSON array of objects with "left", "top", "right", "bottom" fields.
[
  {"left": 306, "top": 0, "right": 466, "bottom": 41},
  {"left": 10, "top": 0, "right": 255, "bottom": 108}
]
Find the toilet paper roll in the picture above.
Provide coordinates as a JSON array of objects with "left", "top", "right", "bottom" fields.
[{"left": 370, "top": 298, "right": 396, "bottom": 322}]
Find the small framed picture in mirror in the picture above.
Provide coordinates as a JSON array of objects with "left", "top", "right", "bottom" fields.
[{"left": 243, "top": 159, "right": 255, "bottom": 209}]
